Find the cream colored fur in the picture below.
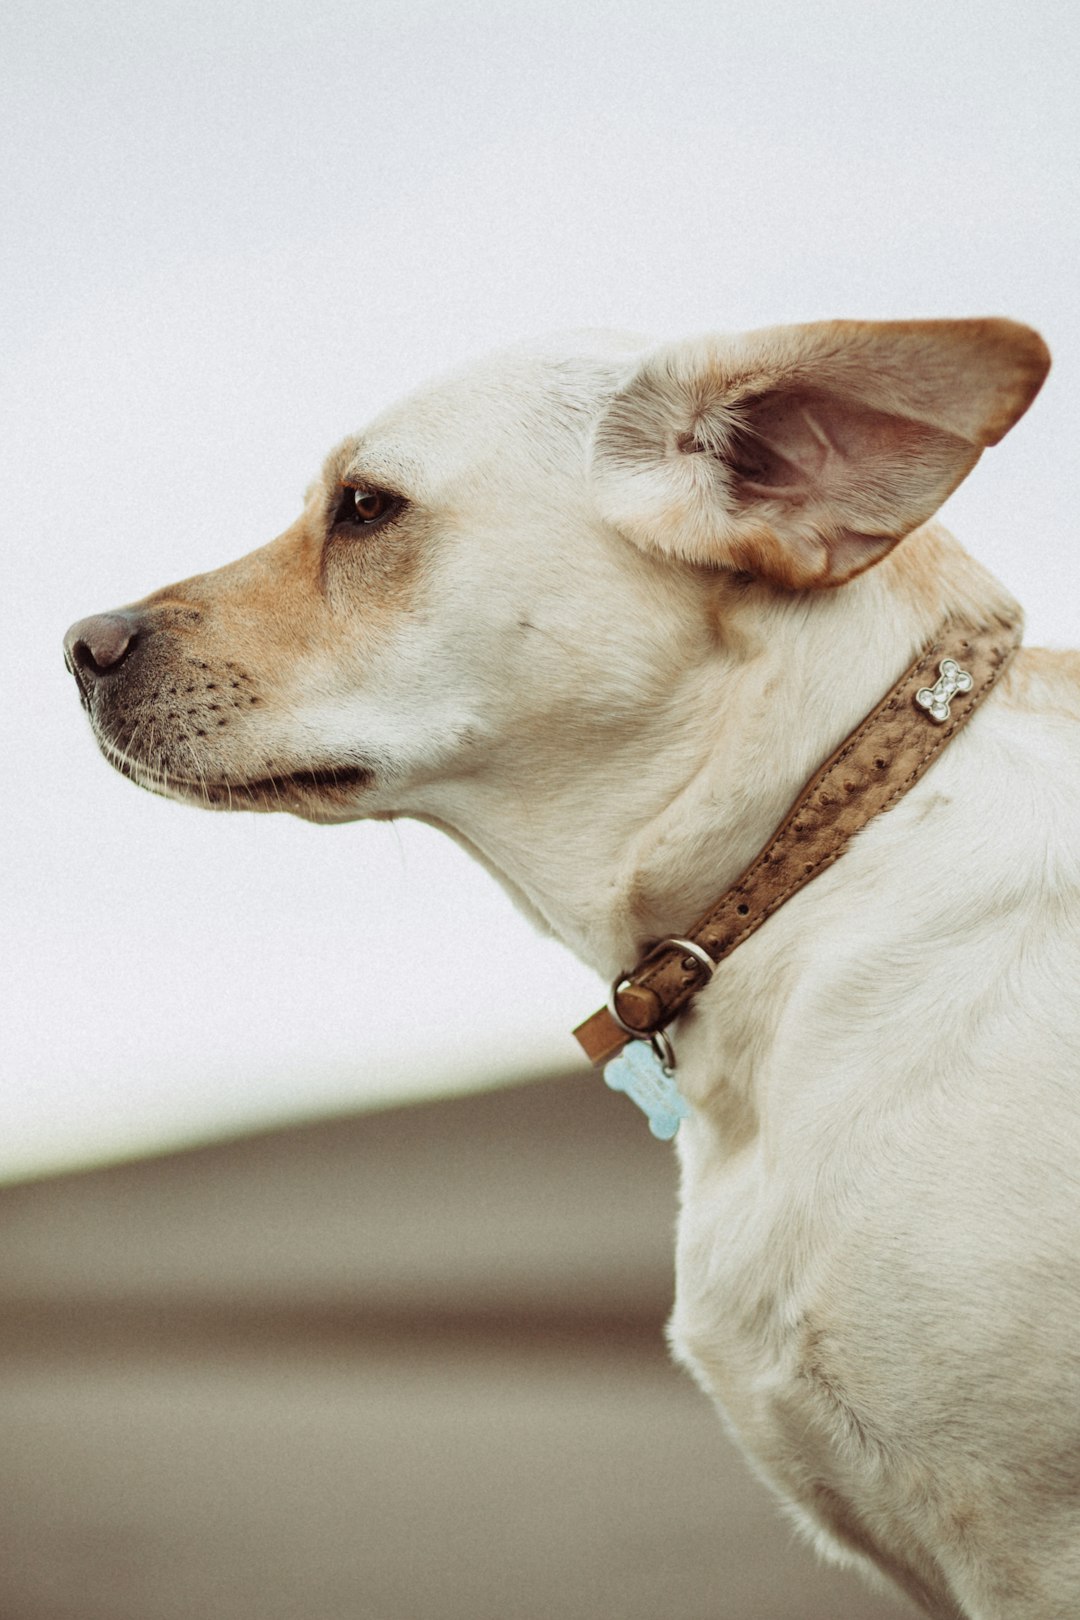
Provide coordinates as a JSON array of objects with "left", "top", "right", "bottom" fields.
[{"left": 69, "top": 319, "right": 1080, "bottom": 1618}]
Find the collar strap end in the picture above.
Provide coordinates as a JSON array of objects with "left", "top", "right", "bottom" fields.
[{"left": 574, "top": 1007, "right": 630, "bottom": 1065}]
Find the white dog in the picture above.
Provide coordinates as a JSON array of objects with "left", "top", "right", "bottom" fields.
[{"left": 65, "top": 317, "right": 1080, "bottom": 1619}]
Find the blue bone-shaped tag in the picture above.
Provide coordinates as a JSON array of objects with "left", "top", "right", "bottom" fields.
[{"left": 604, "top": 1041, "right": 691, "bottom": 1140}]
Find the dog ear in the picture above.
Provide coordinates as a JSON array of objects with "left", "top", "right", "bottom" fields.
[{"left": 589, "top": 318, "right": 1050, "bottom": 588}]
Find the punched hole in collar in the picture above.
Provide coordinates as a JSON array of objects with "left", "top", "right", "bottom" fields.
[{"left": 736, "top": 903, "right": 750, "bottom": 915}]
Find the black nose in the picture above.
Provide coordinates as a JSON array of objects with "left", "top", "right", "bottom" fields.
[{"left": 64, "top": 612, "right": 141, "bottom": 684}]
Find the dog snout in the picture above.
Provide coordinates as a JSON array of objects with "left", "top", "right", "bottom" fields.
[{"left": 63, "top": 611, "right": 142, "bottom": 691}]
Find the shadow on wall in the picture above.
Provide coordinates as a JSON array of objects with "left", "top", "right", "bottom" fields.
[{"left": 0, "top": 1073, "right": 913, "bottom": 1620}]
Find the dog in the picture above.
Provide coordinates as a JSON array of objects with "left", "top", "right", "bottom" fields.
[{"left": 64, "top": 317, "right": 1080, "bottom": 1618}]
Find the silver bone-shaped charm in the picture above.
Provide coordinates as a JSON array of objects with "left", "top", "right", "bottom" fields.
[{"left": 915, "top": 658, "right": 973, "bottom": 723}]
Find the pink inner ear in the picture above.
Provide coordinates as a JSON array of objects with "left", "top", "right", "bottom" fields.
[
  {"left": 701, "top": 380, "right": 983, "bottom": 586},
  {"left": 727, "top": 386, "right": 910, "bottom": 503}
]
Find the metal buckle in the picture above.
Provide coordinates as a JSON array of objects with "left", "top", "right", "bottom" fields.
[{"left": 606, "top": 935, "right": 717, "bottom": 1047}]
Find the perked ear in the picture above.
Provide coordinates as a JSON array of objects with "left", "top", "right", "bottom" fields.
[{"left": 589, "top": 318, "right": 1050, "bottom": 588}]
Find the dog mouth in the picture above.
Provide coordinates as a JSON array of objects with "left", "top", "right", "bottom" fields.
[
  {"left": 106, "top": 747, "right": 375, "bottom": 813},
  {"left": 214, "top": 764, "right": 375, "bottom": 805}
]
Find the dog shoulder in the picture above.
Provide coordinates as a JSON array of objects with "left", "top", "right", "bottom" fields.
[{"left": 1000, "top": 645, "right": 1080, "bottom": 724}]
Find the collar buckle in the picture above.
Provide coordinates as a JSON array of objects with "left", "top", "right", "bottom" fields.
[{"left": 607, "top": 936, "right": 717, "bottom": 1040}]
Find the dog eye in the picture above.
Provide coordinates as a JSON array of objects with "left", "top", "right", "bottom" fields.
[{"left": 334, "top": 486, "right": 403, "bottom": 529}]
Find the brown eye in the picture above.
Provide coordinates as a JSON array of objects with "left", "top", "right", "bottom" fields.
[
  {"left": 353, "top": 489, "right": 385, "bottom": 521},
  {"left": 334, "top": 486, "right": 402, "bottom": 528}
]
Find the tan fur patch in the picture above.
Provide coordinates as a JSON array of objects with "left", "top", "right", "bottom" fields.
[{"left": 999, "top": 646, "right": 1080, "bottom": 718}]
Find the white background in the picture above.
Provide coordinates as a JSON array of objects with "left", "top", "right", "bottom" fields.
[{"left": 3, "top": 0, "right": 1078, "bottom": 1178}]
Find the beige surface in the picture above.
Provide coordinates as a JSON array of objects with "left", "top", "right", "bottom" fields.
[{"left": 0, "top": 1075, "right": 913, "bottom": 1620}]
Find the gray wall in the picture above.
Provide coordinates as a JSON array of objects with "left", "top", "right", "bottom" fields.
[{"left": 0, "top": 1075, "right": 912, "bottom": 1620}]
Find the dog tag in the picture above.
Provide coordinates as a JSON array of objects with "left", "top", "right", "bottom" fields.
[{"left": 603, "top": 1041, "right": 691, "bottom": 1140}]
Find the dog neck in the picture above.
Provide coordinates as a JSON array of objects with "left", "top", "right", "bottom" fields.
[{"left": 412, "top": 523, "right": 1021, "bottom": 984}]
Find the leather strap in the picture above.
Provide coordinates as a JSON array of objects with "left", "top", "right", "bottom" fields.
[{"left": 574, "top": 613, "right": 1023, "bottom": 1065}]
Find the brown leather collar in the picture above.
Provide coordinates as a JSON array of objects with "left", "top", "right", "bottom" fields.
[{"left": 574, "top": 613, "right": 1023, "bottom": 1066}]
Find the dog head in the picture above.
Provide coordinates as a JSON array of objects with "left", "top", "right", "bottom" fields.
[{"left": 65, "top": 318, "right": 1048, "bottom": 831}]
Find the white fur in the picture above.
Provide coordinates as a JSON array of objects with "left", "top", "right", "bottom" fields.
[{"left": 76, "top": 319, "right": 1080, "bottom": 1618}]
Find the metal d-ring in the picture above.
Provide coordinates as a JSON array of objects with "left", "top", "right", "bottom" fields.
[
  {"left": 604, "top": 975, "right": 679, "bottom": 1074},
  {"left": 607, "top": 974, "right": 653, "bottom": 1038},
  {"left": 607, "top": 936, "right": 715, "bottom": 1071},
  {"left": 648, "top": 1028, "right": 677, "bottom": 1074}
]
